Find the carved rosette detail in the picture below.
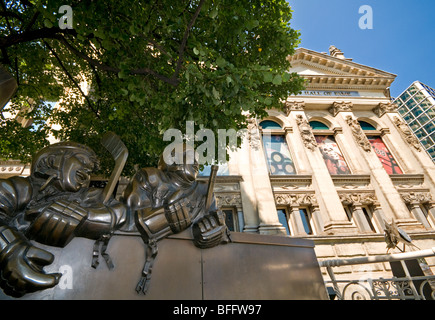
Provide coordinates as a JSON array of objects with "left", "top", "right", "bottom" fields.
[
  {"left": 274, "top": 193, "right": 318, "bottom": 207},
  {"left": 284, "top": 101, "right": 305, "bottom": 116},
  {"left": 339, "top": 193, "right": 378, "bottom": 206},
  {"left": 295, "top": 114, "right": 318, "bottom": 151},
  {"left": 328, "top": 101, "right": 353, "bottom": 117},
  {"left": 345, "top": 116, "right": 372, "bottom": 152},
  {"left": 393, "top": 117, "right": 422, "bottom": 152}
]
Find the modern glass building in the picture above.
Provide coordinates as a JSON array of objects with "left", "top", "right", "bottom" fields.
[{"left": 393, "top": 81, "right": 435, "bottom": 162}]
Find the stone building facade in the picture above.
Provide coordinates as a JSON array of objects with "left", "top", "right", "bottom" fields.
[{"left": 208, "top": 46, "right": 435, "bottom": 282}]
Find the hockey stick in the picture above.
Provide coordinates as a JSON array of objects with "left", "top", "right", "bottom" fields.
[{"left": 101, "top": 132, "right": 128, "bottom": 205}]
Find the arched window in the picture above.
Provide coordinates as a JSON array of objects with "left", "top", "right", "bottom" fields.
[
  {"left": 260, "top": 120, "right": 296, "bottom": 175},
  {"left": 358, "top": 121, "right": 376, "bottom": 131},
  {"left": 358, "top": 120, "right": 403, "bottom": 174},
  {"left": 309, "top": 121, "right": 329, "bottom": 130},
  {"left": 259, "top": 120, "right": 282, "bottom": 130},
  {"left": 310, "top": 120, "right": 351, "bottom": 175}
]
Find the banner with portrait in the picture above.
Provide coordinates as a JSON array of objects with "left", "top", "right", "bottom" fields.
[
  {"left": 367, "top": 136, "right": 403, "bottom": 174},
  {"left": 315, "top": 135, "right": 351, "bottom": 175}
]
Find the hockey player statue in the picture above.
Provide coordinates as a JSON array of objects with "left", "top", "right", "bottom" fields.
[{"left": 0, "top": 137, "right": 229, "bottom": 297}]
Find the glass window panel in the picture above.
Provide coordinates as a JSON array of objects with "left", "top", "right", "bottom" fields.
[
  {"left": 412, "top": 106, "right": 424, "bottom": 117},
  {"left": 309, "top": 121, "right": 329, "bottom": 130},
  {"left": 400, "top": 91, "right": 410, "bottom": 102},
  {"left": 198, "top": 163, "right": 229, "bottom": 176},
  {"left": 398, "top": 107, "right": 407, "bottom": 115},
  {"left": 260, "top": 120, "right": 282, "bottom": 129},
  {"left": 367, "top": 136, "right": 403, "bottom": 174},
  {"left": 409, "top": 120, "right": 420, "bottom": 131},
  {"left": 262, "top": 134, "right": 296, "bottom": 175},
  {"left": 415, "top": 130, "right": 426, "bottom": 139},
  {"left": 413, "top": 91, "right": 426, "bottom": 101},
  {"left": 424, "top": 122, "right": 435, "bottom": 133},
  {"left": 315, "top": 135, "right": 351, "bottom": 174},
  {"left": 406, "top": 98, "right": 417, "bottom": 109},
  {"left": 417, "top": 114, "right": 430, "bottom": 125},
  {"left": 419, "top": 98, "right": 433, "bottom": 111},
  {"left": 403, "top": 113, "right": 414, "bottom": 122},
  {"left": 222, "top": 209, "right": 235, "bottom": 232},
  {"left": 359, "top": 121, "right": 376, "bottom": 130},
  {"left": 426, "top": 108, "right": 435, "bottom": 118},
  {"left": 408, "top": 84, "right": 419, "bottom": 96},
  {"left": 299, "top": 209, "right": 313, "bottom": 235},
  {"left": 362, "top": 207, "right": 376, "bottom": 232},
  {"left": 277, "top": 209, "right": 290, "bottom": 235},
  {"left": 420, "top": 137, "right": 432, "bottom": 148}
]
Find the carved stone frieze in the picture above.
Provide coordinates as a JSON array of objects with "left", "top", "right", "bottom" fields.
[
  {"left": 339, "top": 192, "right": 378, "bottom": 206},
  {"left": 393, "top": 116, "right": 422, "bottom": 151},
  {"left": 295, "top": 114, "right": 318, "bottom": 151},
  {"left": 274, "top": 193, "right": 318, "bottom": 207},
  {"left": 401, "top": 192, "right": 432, "bottom": 205},
  {"left": 284, "top": 101, "right": 305, "bottom": 116},
  {"left": 345, "top": 116, "right": 372, "bottom": 152},
  {"left": 247, "top": 118, "right": 261, "bottom": 150},
  {"left": 372, "top": 102, "right": 398, "bottom": 117},
  {"left": 328, "top": 101, "right": 353, "bottom": 117},
  {"left": 215, "top": 193, "right": 243, "bottom": 208}
]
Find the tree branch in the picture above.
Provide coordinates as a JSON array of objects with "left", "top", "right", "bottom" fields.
[
  {"left": 172, "top": 0, "right": 205, "bottom": 82},
  {"left": 44, "top": 40, "right": 100, "bottom": 119},
  {"left": 0, "top": 27, "right": 76, "bottom": 48}
]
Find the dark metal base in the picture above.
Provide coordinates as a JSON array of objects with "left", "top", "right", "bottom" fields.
[{"left": 0, "top": 232, "right": 328, "bottom": 300}]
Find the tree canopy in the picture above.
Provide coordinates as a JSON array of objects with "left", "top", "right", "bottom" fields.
[{"left": 0, "top": 0, "right": 304, "bottom": 176}]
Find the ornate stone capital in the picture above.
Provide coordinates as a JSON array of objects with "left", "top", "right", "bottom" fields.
[
  {"left": 372, "top": 102, "right": 398, "bottom": 117},
  {"left": 295, "top": 114, "right": 318, "bottom": 151},
  {"left": 339, "top": 192, "right": 378, "bottom": 206},
  {"left": 284, "top": 100, "right": 305, "bottom": 116},
  {"left": 345, "top": 116, "right": 372, "bottom": 152},
  {"left": 393, "top": 116, "right": 422, "bottom": 152},
  {"left": 401, "top": 191, "right": 432, "bottom": 205},
  {"left": 328, "top": 101, "right": 353, "bottom": 117}
]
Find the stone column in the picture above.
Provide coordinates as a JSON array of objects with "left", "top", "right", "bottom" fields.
[{"left": 335, "top": 110, "right": 423, "bottom": 232}]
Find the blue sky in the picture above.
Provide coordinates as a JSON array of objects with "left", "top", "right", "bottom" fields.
[{"left": 288, "top": 0, "right": 435, "bottom": 97}]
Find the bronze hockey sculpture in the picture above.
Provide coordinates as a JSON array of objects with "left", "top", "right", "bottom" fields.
[{"left": 0, "top": 134, "right": 229, "bottom": 297}]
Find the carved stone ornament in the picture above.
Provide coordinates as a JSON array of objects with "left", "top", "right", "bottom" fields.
[
  {"left": 345, "top": 116, "right": 372, "bottom": 152},
  {"left": 393, "top": 116, "right": 422, "bottom": 152},
  {"left": 0, "top": 135, "right": 230, "bottom": 297},
  {"left": 296, "top": 114, "right": 318, "bottom": 151},
  {"left": 284, "top": 100, "right": 305, "bottom": 116},
  {"left": 401, "top": 192, "right": 432, "bottom": 205},
  {"left": 339, "top": 192, "right": 378, "bottom": 206},
  {"left": 373, "top": 102, "right": 398, "bottom": 117},
  {"left": 215, "top": 193, "right": 242, "bottom": 208},
  {"left": 328, "top": 101, "right": 353, "bottom": 117},
  {"left": 275, "top": 193, "right": 318, "bottom": 207},
  {"left": 247, "top": 117, "right": 261, "bottom": 150}
]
